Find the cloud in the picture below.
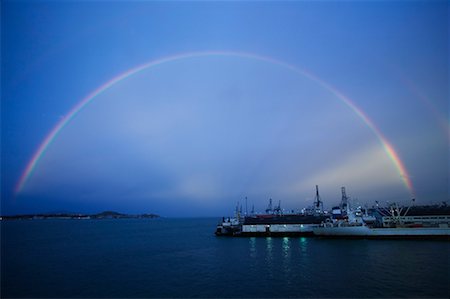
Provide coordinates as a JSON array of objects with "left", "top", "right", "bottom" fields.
[
  {"left": 19, "top": 56, "right": 412, "bottom": 214},
  {"left": 285, "top": 143, "right": 407, "bottom": 200}
]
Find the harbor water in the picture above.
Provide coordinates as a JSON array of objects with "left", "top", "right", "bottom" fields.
[{"left": 1, "top": 218, "right": 449, "bottom": 298}]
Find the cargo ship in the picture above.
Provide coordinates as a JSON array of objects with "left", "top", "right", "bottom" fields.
[
  {"left": 312, "top": 188, "right": 450, "bottom": 239},
  {"left": 216, "top": 186, "right": 450, "bottom": 239},
  {"left": 215, "top": 186, "right": 331, "bottom": 237}
]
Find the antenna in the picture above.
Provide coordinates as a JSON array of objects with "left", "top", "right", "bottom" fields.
[
  {"left": 245, "top": 196, "right": 248, "bottom": 216},
  {"left": 341, "top": 187, "right": 348, "bottom": 210}
]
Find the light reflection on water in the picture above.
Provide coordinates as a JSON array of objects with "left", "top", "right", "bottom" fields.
[
  {"left": 299, "top": 236, "right": 308, "bottom": 254},
  {"left": 265, "top": 237, "right": 273, "bottom": 259},
  {"left": 265, "top": 237, "right": 274, "bottom": 278},
  {"left": 249, "top": 237, "right": 256, "bottom": 258},
  {"left": 282, "top": 237, "right": 292, "bottom": 286},
  {"left": 282, "top": 237, "right": 290, "bottom": 253},
  {"left": 282, "top": 237, "right": 291, "bottom": 263}
]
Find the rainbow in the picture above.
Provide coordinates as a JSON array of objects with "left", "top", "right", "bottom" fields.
[
  {"left": 15, "top": 51, "right": 415, "bottom": 196},
  {"left": 396, "top": 71, "right": 450, "bottom": 142}
]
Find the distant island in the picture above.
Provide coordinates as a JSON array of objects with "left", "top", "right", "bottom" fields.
[{"left": 0, "top": 210, "right": 159, "bottom": 220}]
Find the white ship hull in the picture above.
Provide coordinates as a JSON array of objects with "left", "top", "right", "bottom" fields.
[
  {"left": 239, "top": 223, "right": 319, "bottom": 236},
  {"left": 313, "top": 225, "right": 450, "bottom": 238}
]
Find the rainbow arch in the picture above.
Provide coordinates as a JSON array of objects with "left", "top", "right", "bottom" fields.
[{"left": 15, "top": 51, "right": 415, "bottom": 196}]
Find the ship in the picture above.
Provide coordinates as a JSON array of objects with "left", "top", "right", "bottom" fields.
[
  {"left": 312, "top": 188, "right": 450, "bottom": 239},
  {"left": 215, "top": 186, "right": 331, "bottom": 237}
]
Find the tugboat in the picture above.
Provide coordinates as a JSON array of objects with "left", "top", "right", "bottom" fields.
[
  {"left": 215, "top": 186, "right": 331, "bottom": 237},
  {"left": 215, "top": 203, "right": 243, "bottom": 236}
]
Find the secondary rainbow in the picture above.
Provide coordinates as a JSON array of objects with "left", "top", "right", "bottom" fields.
[{"left": 15, "top": 51, "right": 415, "bottom": 196}]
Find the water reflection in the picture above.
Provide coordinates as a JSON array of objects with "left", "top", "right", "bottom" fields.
[
  {"left": 249, "top": 237, "right": 256, "bottom": 258},
  {"left": 282, "top": 237, "right": 292, "bottom": 285},
  {"left": 282, "top": 237, "right": 290, "bottom": 258},
  {"left": 299, "top": 237, "right": 308, "bottom": 254},
  {"left": 265, "top": 237, "right": 273, "bottom": 261},
  {"left": 265, "top": 237, "right": 274, "bottom": 278},
  {"left": 266, "top": 237, "right": 273, "bottom": 252}
]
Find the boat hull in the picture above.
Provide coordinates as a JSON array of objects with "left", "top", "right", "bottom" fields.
[
  {"left": 238, "top": 223, "right": 318, "bottom": 237},
  {"left": 312, "top": 225, "right": 450, "bottom": 239}
]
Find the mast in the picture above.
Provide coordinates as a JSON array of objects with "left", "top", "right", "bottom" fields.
[
  {"left": 245, "top": 196, "right": 248, "bottom": 216},
  {"left": 341, "top": 186, "right": 348, "bottom": 213}
]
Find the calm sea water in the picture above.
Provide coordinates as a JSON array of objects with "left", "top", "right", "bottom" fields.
[{"left": 1, "top": 218, "right": 449, "bottom": 298}]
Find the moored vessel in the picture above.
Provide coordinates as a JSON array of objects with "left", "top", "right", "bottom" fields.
[
  {"left": 216, "top": 185, "right": 331, "bottom": 237},
  {"left": 312, "top": 189, "right": 450, "bottom": 239}
]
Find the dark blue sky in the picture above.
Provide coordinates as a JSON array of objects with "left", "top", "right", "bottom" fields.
[{"left": 2, "top": 1, "right": 448, "bottom": 216}]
